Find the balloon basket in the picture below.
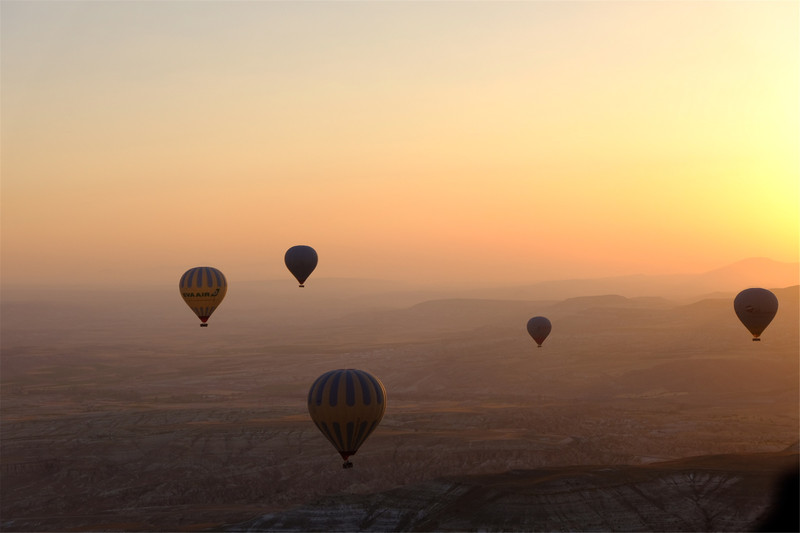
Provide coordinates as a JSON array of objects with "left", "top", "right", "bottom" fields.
[
  {"left": 200, "top": 324, "right": 208, "bottom": 327},
  {"left": 342, "top": 461, "right": 353, "bottom": 469},
  {"left": 752, "top": 338, "right": 760, "bottom": 341}
]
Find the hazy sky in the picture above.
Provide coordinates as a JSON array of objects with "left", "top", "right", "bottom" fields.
[{"left": 2, "top": 0, "right": 798, "bottom": 288}]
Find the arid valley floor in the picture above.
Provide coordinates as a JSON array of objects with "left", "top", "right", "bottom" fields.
[{"left": 1, "top": 264, "right": 798, "bottom": 531}]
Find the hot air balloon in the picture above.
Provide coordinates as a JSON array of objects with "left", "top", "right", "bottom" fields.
[
  {"left": 527, "top": 316, "right": 551, "bottom": 347},
  {"left": 285, "top": 245, "right": 318, "bottom": 287},
  {"left": 179, "top": 267, "right": 227, "bottom": 327},
  {"left": 307, "top": 369, "right": 386, "bottom": 468},
  {"left": 734, "top": 288, "right": 778, "bottom": 341}
]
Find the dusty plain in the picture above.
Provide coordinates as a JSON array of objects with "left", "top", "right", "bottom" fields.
[{"left": 1, "top": 273, "right": 798, "bottom": 531}]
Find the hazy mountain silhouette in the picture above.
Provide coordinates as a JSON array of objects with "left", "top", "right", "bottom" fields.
[
  {"left": 299, "top": 284, "right": 798, "bottom": 348},
  {"left": 548, "top": 294, "right": 674, "bottom": 312},
  {"left": 2, "top": 258, "right": 794, "bottom": 334},
  {"left": 1, "top": 259, "right": 797, "bottom": 531},
  {"left": 455, "top": 257, "right": 799, "bottom": 301},
  {"left": 697, "top": 257, "right": 799, "bottom": 288}
]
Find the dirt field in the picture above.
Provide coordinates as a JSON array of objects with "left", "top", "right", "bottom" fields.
[{"left": 2, "top": 284, "right": 797, "bottom": 531}]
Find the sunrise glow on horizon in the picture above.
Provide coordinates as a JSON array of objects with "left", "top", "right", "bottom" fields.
[{"left": 2, "top": 1, "right": 798, "bottom": 288}]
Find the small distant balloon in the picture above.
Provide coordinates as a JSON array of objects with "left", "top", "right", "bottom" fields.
[
  {"left": 527, "top": 316, "right": 552, "bottom": 347},
  {"left": 179, "top": 267, "right": 227, "bottom": 327},
  {"left": 285, "top": 245, "right": 318, "bottom": 287},
  {"left": 734, "top": 288, "right": 778, "bottom": 341},
  {"left": 307, "top": 369, "right": 386, "bottom": 469}
]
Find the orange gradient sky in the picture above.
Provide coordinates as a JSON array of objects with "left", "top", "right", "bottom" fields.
[{"left": 2, "top": 1, "right": 798, "bottom": 288}]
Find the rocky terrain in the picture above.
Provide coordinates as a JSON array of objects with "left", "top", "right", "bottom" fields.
[
  {"left": 235, "top": 448, "right": 799, "bottom": 532},
  {"left": 1, "top": 274, "right": 797, "bottom": 531}
]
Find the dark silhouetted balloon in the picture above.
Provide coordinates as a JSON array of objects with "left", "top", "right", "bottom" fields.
[
  {"left": 307, "top": 369, "right": 386, "bottom": 468},
  {"left": 527, "top": 316, "right": 552, "bottom": 347},
  {"left": 734, "top": 288, "right": 778, "bottom": 341},
  {"left": 179, "top": 267, "right": 227, "bottom": 327},
  {"left": 285, "top": 245, "right": 318, "bottom": 287}
]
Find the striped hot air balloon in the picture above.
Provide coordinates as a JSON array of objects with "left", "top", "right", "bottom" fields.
[
  {"left": 179, "top": 267, "right": 227, "bottom": 327},
  {"left": 307, "top": 369, "right": 386, "bottom": 468}
]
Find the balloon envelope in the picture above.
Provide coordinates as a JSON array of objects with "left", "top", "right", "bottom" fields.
[
  {"left": 527, "top": 316, "right": 552, "bottom": 347},
  {"left": 734, "top": 288, "right": 778, "bottom": 341},
  {"left": 285, "top": 245, "right": 318, "bottom": 287},
  {"left": 179, "top": 267, "right": 227, "bottom": 326},
  {"left": 307, "top": 369, "right": 386, "bottom": 466}
]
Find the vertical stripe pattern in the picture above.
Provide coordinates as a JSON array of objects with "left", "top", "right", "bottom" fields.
[
  {"left": 179, "top": 266, "right": 228, "bottom": 324},
  {"left": 308, "top": 369, "right": 387, "bottom": 461}
]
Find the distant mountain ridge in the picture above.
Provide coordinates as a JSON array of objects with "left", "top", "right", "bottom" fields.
[
  {"left": 699, "top": 257, "right": 798, "bottom": 284},
  {"left": 232, "top": 449, "right": 798, "bottom": 532},
  {"left": 2, "top": 257, "right": 795, "bottom": 306},
  {"left": 456, "top": 257, "right": 799, "bottom": 301},
  {"left": 312, "top": 285, "right": 798, "bottom": 345}
]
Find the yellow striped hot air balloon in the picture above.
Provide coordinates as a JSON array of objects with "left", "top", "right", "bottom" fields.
[
  {"left": 179, "top": 267, "right": 227, "bottom": 327},
  {"left": 307, "top": 369, "right": 386, "bottom": 468}
]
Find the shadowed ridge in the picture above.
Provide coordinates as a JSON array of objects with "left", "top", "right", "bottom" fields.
[
  {"left": 548, "top": 294, "right": 674, "bottom": 312},
  {"left": 782, "top": 441, "right": 800, "bottom": 453},
  {"left": 230, "top": 450, "right": 798, "bottom": 532}
]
